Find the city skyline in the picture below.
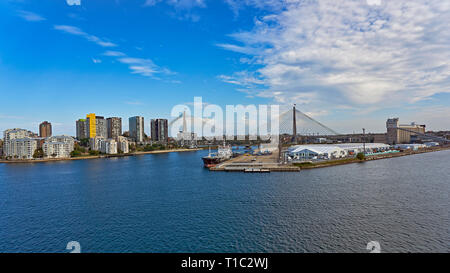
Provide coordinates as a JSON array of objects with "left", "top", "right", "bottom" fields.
[{"left": 1, "top": 0, "right": 450, "bottom": 138}]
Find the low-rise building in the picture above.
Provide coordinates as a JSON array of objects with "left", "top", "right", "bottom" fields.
[
  {"left": 89, "top": 136, "right": 105, "bottom": 151},
  {"left": 116, "top": 136, "right": 129, "bottom": 154},
  {"left": 4, "top": 138, "right": 38, "bottom": 159},
  {"left": 100, "top": 139, "right": 117, "bottom": 155},
  {"left": 42, "top": 136, "right": 75, "bottom": 158},
  {"left": 3, "top": 128, "right": 30, "bottom": 141},
  {"left": 287, "top": 143, "right": 390, "bottom": 161},
  {"left": 2, "top": 128, "right": 37, "bottom": 159},
  {"left": 394, "top": 143, "right": 426, "bottom": 150}
]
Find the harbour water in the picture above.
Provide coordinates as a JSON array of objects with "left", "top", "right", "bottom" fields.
[{"left": 0, "top": 149, "right": 449, "bottom": 253}]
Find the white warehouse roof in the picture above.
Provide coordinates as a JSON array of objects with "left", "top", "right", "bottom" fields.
[
  {"left": 289, "top": 143, "right": 390, "bottom": 154},
  {"left": 289, "top": 145, "right": 344, "bottom": 155}
]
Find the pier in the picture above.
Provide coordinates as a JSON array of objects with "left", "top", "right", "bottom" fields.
[{"left": 210, "top": 153, "right": 300, "bottom": 172}]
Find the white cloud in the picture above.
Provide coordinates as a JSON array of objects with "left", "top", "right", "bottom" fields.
[
  {"left": 116, "top": 57, "right": 174, "bottom": 77},
  {"left": 143, "top": 0, "right": 206, "bottom": 21},
  {"left": 144, "top": 0, "right": 205, "bottom": 8},
  {"left": 54, "top": 25, "right": 117, "bottom": 47},
  {"left": 53, "top": 25, "right": 175, "bottom": 78},
  {"left": 17, "top": 10, "right": 46, "bottom": 22},
  {"left": 103, "top": 50, "right": 126, "bottom": 57},
  {"left": 219, "top": 0, "right": 450, "bottom": 113},
  {"left": 66, "top": 0, "right": 81, "bottom": 6}
]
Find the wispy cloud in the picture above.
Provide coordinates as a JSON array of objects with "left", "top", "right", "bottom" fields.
[
  {"left": 103, "top": 50, "right": 126, "bottom": 57},
  {"left": 17, "top": 10, "right": 46, "bottom": 22},
  {"left": 117, "top": 57, "right": 174, "bottom": 77},
  {"left": 218, "top": 0, "right": 450, "bottom": 114},
  {"left": 144, "top": 0, "right": 206, "bottom": 9},
  {"left": 92, "top": 58, "right": 102, "bottom": 64},
  {"left": 53, "top": 24, "right": 175, "bottom": 78},
  {"left": 143, "top": 0, "right": 206, "bottom": 21},
  {"left": 54, "top": 25, "right": 117, "bottom": 47},
  {"left": 66, "top": 0, "right": 81, "bottom": 6}
]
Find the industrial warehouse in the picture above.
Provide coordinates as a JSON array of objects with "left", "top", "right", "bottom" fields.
[{"left": 286, "top": 143, "right": 391, "bottom": 161}]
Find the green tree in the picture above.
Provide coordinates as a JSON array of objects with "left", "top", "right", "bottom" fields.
[
  {"left": 70, "top": 150, "right": 82, "bottom": 157},
  {"left": 89, "top": 150, "right": 100, "bottom": 156},
  {"left": 33, "top": 148, "right": 44, "bottom": 159},
  {"left": 80, "top": 138, "right": 90, "bottom": 147},
  {"left": 356, "top": 152, "right": 365, "bottom": 161}
]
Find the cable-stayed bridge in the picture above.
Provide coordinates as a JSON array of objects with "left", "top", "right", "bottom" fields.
[
  {"left": 168, "top": 105, "right": 340, "bottom": 139},
  {"left": 278, "top": 105, "right": 339, "bottom": 137}
]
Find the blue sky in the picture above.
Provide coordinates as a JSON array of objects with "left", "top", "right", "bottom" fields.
[{"left": 1, "top": 0, "right": 449, "bottom": 137}]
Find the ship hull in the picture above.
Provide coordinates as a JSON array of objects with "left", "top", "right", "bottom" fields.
[{"left": 202, "top": 157, "right": 225, "bottom": 168}]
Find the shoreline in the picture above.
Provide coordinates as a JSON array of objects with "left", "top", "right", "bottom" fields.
[
  {"left": 0, "top": 148, "right": 203, "bottom": 164},
  {"left": 296, "top": 146, "right": 450, "bottom": 170},
  {"left": 209, "top": 145, "right": 450, "bottom": 172}
]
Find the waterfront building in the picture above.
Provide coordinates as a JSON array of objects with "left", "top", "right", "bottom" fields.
[
  {"left": 424, "top": 142, "right": 439, "bottom": 147},
  {"left": 387, "top": 118, "right": 426, "bottom": 145},
  {"left": 86, "top": 113, "right": 96, "bottom": 138},
  {"left": 76, "top": 119, "right": 88, "bottom": 140},
  {"left": 129, "top": 116, "right": 145, "bottom": 143},
  {"left": 3, "top": 128, "right": 30, "bottom": 141},
  {"left": 288, "top": 145, "right": 346, "bottom": 161},
  {"left": 42, "top": 136, "right": 75, "bottom": 158},
  {"left": 116, "top": 136, "right": 129, "bottom": 154},
  {"left": 151, "top": 119, "right": 168, "bottom": 143},
  {"left": 89, "top": 136, "right": 105, "bottom": 151},
  {"left": 39, "top": 121, "right": 52, "bottom": 138},
  {"left": 288, "top": 143, "right": 390, "bottom": 161},
  {"left": 393, "top": 143, "right": 426, "bottom": 151},
  {"left": 100, "top": 139, "right": 118, "bottom": 155},
  {"left": 2, "top": 129, "right": 38, "bottom": 159},
  {"left": 107, "top": 117, "right": 122, "bottom": 139},
  {"left": 5, "top": 138, "right": 38, "bottom": 159}
]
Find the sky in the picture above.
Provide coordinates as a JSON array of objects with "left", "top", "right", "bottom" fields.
[{"left": 0, "top": 0, "right": 449, "bottom": 137}]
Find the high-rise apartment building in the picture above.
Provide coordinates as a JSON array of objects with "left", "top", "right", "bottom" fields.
[
  {"left": 86, "top": 113, "right": 107, "bottom": 139},
  {"left": 107, "top": 117, "right": 122, "bottom": 139},
  {"left": 95, "top": 116, "right": 107, "bottom": 138},
  {"left": 39, "top": 121, "right": 52, "bottom": 138},
  {"left": 76, "top": 119, "right": 88, "bottom": 140},
  {"left": 386, "top": 118, "right": 426, "bottom": 144},
  {"left": 86, "top": 113, "right": 96, "bottom": 138},
  {"left": 151, "top": 119, "right": 168, "bottom": 143},
  {"left": 129, "top": 116, "right": 145, "bottom": 143}
]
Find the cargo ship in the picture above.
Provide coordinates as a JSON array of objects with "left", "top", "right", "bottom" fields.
[{"left": 202, "top": 142, "right": 233, "bottom": 168}]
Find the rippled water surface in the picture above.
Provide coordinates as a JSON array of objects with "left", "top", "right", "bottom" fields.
[{"left": 1, "top": 149, "right": 449, "bottom": 253}]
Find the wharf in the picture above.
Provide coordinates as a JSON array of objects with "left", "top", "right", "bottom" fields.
[{"left": 210, "top": 153, "right": 300, "bottom": 172}]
